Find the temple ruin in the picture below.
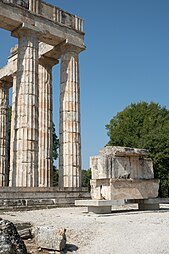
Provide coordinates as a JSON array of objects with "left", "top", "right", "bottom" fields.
[{"left": 0, "top": 0, "right": 85, "bottom": 189}]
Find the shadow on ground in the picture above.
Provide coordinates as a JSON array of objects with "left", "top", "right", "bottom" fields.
[{"left": 61, "top": 244, "right": 78, "bottom": 253}]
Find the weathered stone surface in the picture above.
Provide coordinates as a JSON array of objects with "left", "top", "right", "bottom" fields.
[
  {"left": 59, "top": 45, "right": 81, "bottom": 188},
  {"left": 0, "top": 0, "right": 85, "bottom": 48},
  {"left": 35, "top": 226, "right": 66, "bottom": 251},
  {"left": 90, "top": 146, "right": 160, "bottom": 203},
  {"left": 9, "top": 28, "right": 39, "bottom": 187},
  {"left": 0, "top": 82, "right": 9, "bottom": 186},
  {"left": 0, "top": 219, "right": 27, "bottom": 254},
  {"left": 38, "top": 57, "right": 57, "bottom": 187},
  {"left": 90, "top": 146, "right": 154, "bottom": 180},
  {"left": 17, "top": 228, "right": 32, "bottom": 240},
  {"left": 90, "top": 179, "right": 160, "bottom": 200},
  {"left": 0, "top": 0, "right": 85, "bottom": 188}
]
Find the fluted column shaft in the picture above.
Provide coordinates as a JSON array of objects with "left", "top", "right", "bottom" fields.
[
  {"left": 9, "top": 75, "right": 16, "bottom": 186},
  {"left": 10, "top": 29, "right": 39, "bottom": 187},
  {"left": 38, "top": 57, "right": 56, "bottom": 187},
  {"left": 59, "top": 45, "right": 81, "bottom": 188},
  {"left": 0, "top": 82, "right": 9, "bottom": 186}
]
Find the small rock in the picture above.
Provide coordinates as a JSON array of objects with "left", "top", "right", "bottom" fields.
[{"left": 35, "top": 227, "right": 66, "bottom": 251}]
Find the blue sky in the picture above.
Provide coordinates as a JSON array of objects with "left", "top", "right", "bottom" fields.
[{"left": 0, "top": 0, "right": 169, "bottom": 169}]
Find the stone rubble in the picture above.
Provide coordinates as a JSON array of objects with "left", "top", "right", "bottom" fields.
[{"left": 0, "top": 218, "right": 27, "bottom": 254}]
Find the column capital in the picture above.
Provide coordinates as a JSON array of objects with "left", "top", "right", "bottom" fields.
[
  {"left": 0, "top": 80, "right": 11, "bottom": 89},
  {"left": 11, "top": 22, "right": 41, "bottom": 38},
  {"left": 60, "top": 43, "right": 82, "bottom": 54},
  {"left": 39, "top": 56, "right": 59, "bottom": 67}
]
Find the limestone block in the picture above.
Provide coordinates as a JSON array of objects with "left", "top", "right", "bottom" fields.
[
  {"left": 35, "top": 226, "right": 66, "bottom": 251},
  {"left": 90, "top": 179, "right": 111, "bottom": 200},
  {"left": 90, "top": 146, "right": 154, "bottom": 180},
  {"left": 90, "top": 179, "right": 160, "bottom": 200}
]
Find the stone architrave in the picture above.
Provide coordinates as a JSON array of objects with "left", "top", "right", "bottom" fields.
[
  {"left": 0, "top": 81, "right": 9, "bottom": 186},
  {"left": 59, "top": 45, "right": 81, "bottom": 188},
  {"left": 38, "top": 56, "right": 58, "bottom": 187},
  {"left": 9, "top": 27, "right": 39, "bottom": 187}
]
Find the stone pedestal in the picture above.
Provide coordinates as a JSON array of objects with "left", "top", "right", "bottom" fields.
[
  {"left": 75, "top": 199, "right": 124, "bottom": 214},
  {"left": 38, "top": 57, "right": 57, "bottom": 187},
  {"left": 138, "top": 199, "right": 160, "bottom": 210},
  {"left": 10, "top": 28, "right": 39, "bottom": 187},
  {"left": 59, "top": 45, "right": 81, "bottom": 188},
  {"left": 0, "top": 82, "right": 9, "bottom": 186}
]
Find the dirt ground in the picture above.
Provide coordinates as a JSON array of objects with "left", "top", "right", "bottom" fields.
[{"left": 1, "top": 204, "right": 169, "bottom": 254}]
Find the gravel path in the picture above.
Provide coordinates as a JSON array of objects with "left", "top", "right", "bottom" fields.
[{"left": 1, "top": 205, "right": 169, "bottom": 254}]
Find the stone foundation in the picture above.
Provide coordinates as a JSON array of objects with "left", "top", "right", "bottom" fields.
[{"left": 0, "top": 187, "right": 90, "bottom": 210}]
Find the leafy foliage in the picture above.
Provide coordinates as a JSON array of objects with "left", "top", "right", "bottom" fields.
[
  {"left": 52, "top": 123, "right": 59, "bottom": 186},
  {"left": 53, "top": 167, "right": 59, "bottom": 187},
  {"left": 81, "top": 169, "right": 91, "bottom": 190},
  {"left": 106, "top": 102, "right": 169, "bottom": 197},
  {"left": 52, "top": 122, "right": 59, "bottom": 162}
]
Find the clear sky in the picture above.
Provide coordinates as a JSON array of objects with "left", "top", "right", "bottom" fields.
[{"left": 0, "top": 0, "right": 169, "bottom": 169}]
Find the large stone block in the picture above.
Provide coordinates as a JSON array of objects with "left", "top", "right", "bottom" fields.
[
  {"left": 91, "top": 179, "right": 160, "bottom": 200},
  {"left": 35, "top": 226, "right": 66, "bottom": 251},
  {"left": 90, "top": 146, "right": 154, "bottom": 180}
]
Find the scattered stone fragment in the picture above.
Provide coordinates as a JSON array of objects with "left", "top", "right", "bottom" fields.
[
  {"left": 35, "top": 226, "right": 66, "bottom": 251},
  {"left": 0, "top": 218, "right": 27, "bottom": 254}
]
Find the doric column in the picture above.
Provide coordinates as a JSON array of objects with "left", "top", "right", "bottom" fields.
[
  {"left": 0, "top": 81, "right": 9, "bottom": 186},
  {"left": 38, "top": 56, "right": 58, "bottom": 187},
  {"left": 29, "top": 0, "right": 40, "bottom": 13},
  {"left": 59, "top": 45, "right": 81, "bottom": 188},
  {"left": 9, "top": 74, "right": 16, "bottom": 186},
  {"left": 10, "top": 27, "right": 39, "bottom": 187}
]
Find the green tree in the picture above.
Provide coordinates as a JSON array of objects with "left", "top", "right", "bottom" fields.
[
  {"left": 81, "top": 169, "right": 91, "bottom": 190},
  {"left": 53, "top": 167, "right": 59, "bottom": 186},
  {"left": 106, "top": 102, "right": 169, "bottom": 197},
  {"left": 52, "top": 122, "right": 59, "bottom": 162},
  {"left": 52, "top": 122, "right": 59, "bottom": 186}
]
